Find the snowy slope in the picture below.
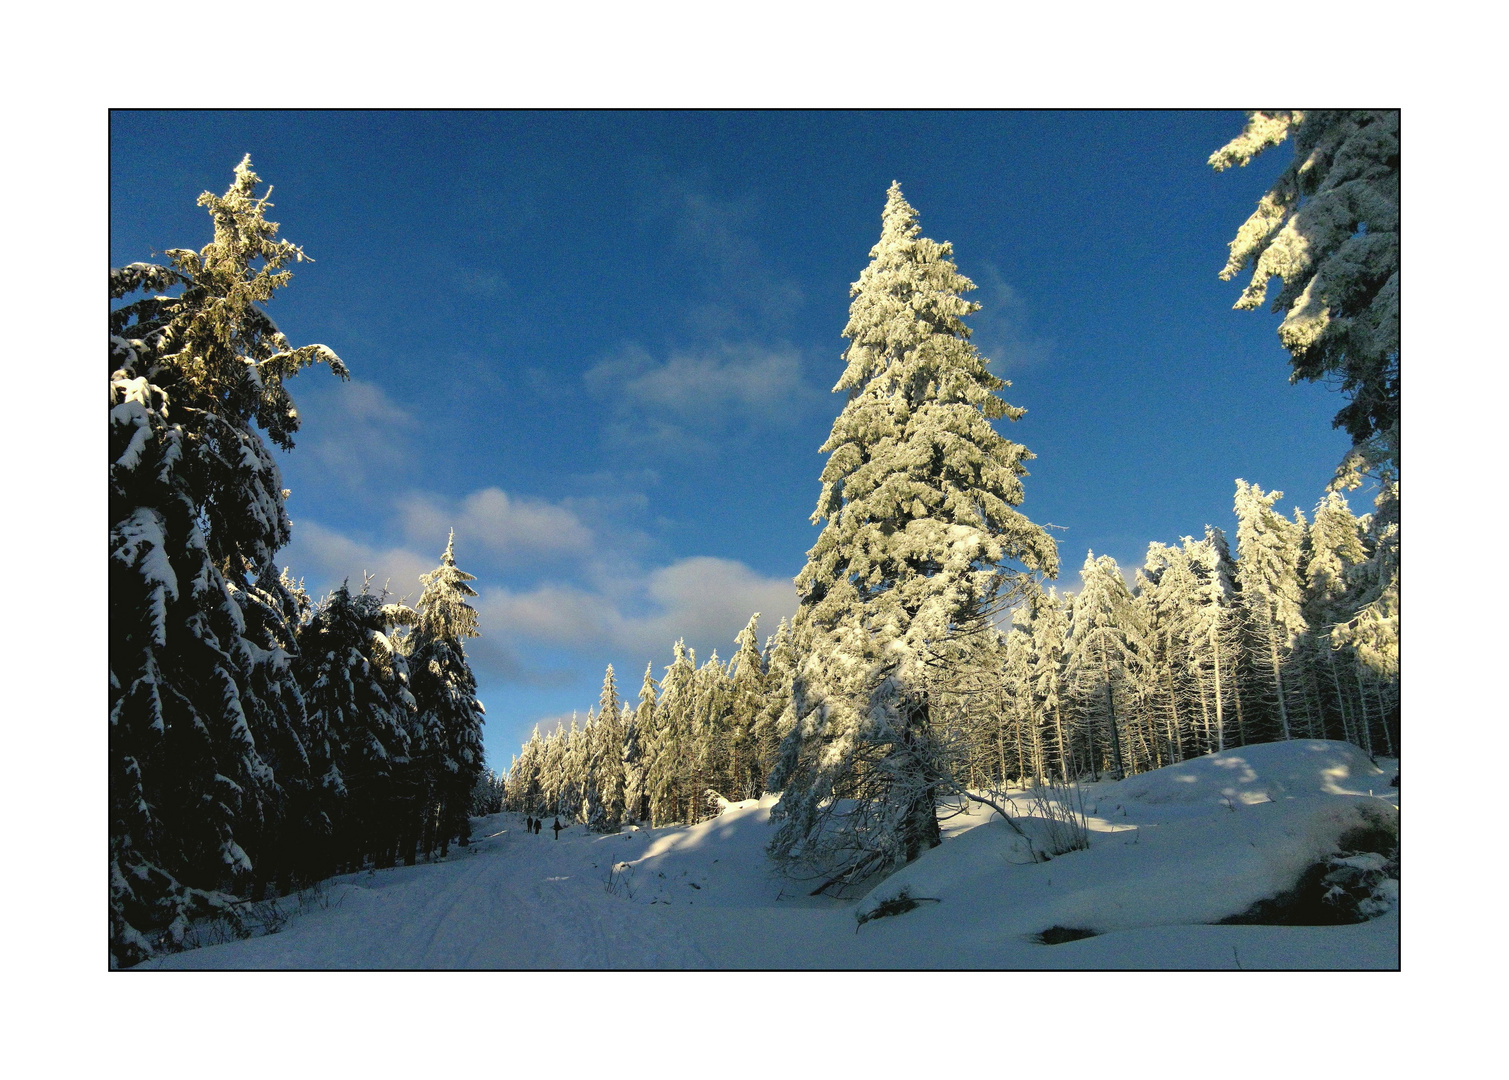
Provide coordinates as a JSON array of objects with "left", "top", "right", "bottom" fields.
[{"left": 152, "top": 740, "right": 1399, "bottom": 969}]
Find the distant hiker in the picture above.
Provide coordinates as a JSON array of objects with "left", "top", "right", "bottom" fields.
[
  {"left": 534, "top": 818, "right": 541, "bottom": 835},
  {"left": 525, "top": 816, "right": 533, "bottom": 833},
  {"left": 552, "top": 817, "right": 562, "bottom": 840}
]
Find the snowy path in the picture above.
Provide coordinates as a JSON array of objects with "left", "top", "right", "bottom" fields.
[
  {"left": 154, "top": 822, "right": 712, "bottom": 969},
  {"left": 153, "top": 741, "right": 1400, "bottom": 970}
]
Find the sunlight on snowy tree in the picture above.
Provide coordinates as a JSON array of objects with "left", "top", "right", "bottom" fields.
[
  {"left": 768, "top": 182, "right": 1058, "bottom": 893},
  {"left": 1213, "top": 111, "right": 1400, "bottom": 703},
  {"left": 406, "top": 532, "right": 487, "bottom": 857},
  {"left": 1233, "top": 481, "right": 1310, "bottom": 741},
  {"left": 1212, "top": 110, "right": 1399, "bottom": 476},
  {"left": 1066, "top": 554, "right": 1147, "bottom": 781}
]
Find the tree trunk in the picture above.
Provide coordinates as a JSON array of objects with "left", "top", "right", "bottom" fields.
[
  {"left": 1326, "top": 645, "right": 1355, "bottom": 748},
  {"left": 1052, "top": 701, "right": 1070, "bottom": 783},
  {"left": 1211, "top": 631, "right": 1226, "bottom": 752},
  {"left": 1102, "top": 645, "right": 1125, "bottom": 781},
  {"left": 1267, "top": 628, "right": 1292, "bottom": 740}
]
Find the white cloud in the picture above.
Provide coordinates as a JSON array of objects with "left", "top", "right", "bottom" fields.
[
  {"left": 397, "top": 487, "right": 593, "bottom": 565},
  {"left": 279, "top": 519, "right": 434, "bottom": 604},
  {"left": 968, "top": 262, "right": 1054, "bottom": 373},
  {"left": 295, "top": 379, "right": 419, "bottom": 491},
  {"left": 585, "top": 343, "right": 819, "bottom": 453},
  {"left": 476, "top": 554, "right": 798, "bottom": 671}
]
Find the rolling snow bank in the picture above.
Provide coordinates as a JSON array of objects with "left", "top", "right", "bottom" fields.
[
  {"left": 152, "top": 740, "right": 1398, "bottom": 969},
  {"left": 849, "top": 740, "right": 1398, "bottom": 966}
]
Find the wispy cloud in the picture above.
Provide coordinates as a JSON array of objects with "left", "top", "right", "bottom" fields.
[
  {"left": 968, "top": 261, "right": 1054, "bottom": 374},
  {"left": 477, "top": 555, "right": 798, "bottom": 675},
  {"left": 283, "top": 487, "right": 798, "bottom": 688},
  {"left": 632, "top": 165, "right": 806, "bottom": 335},
  {"left": 293, "top": 379, "right": 420, "bottom": 493},
  {"left": 585, "top": 342, "right": 820, "bottom": 454},
  {"left": 279, "top": 519, "right": 435, "bottom": 605},
  {"left": 397, "top": 487, "right": 594, "bottom": 566}
]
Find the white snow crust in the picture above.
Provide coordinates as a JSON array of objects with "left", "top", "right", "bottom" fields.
[{"left": 152, "top": 740, "right": 1398, "bottom": 969}]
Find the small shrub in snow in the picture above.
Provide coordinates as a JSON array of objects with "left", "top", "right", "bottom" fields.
[
  {"left": 855, "top": 887, "right": 941, "bottom": 931},
  {"left": 1031, "top": 926, "right": 1099, "bottom": 945},
  {"left": 1024, "top": 779, "right": 1091, "bottom": 856}
]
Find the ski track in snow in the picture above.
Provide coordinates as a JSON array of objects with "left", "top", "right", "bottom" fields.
[{"left": 152, "top": 740, "right": 1400, "bottom": 970}]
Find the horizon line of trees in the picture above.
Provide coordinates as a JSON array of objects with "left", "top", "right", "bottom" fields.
[
  {"left": 500, "top": 473, "right": 1399, "bottom": 833},
  {"left": 500, "top": 123, "right": 1400, "bottom": 896}
]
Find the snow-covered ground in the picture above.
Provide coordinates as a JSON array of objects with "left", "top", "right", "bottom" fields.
[{"left": 151, "top": 739, "right": 1399, "bottom": 969}]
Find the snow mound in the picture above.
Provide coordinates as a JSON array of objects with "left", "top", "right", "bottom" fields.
[
  {"left": 1111, "top": 739, "right": 1390, "bottom": 807},
  {"left": 851, "top": 742, "right": 1399, "bottom": 949},
  {"left": 609, "top": 795, "right": 794, "bottom": 909}
]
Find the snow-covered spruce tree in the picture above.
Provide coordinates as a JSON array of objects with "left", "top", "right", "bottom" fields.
[
  {"left": 1137, "top": 543, "right": 1202, "bottom": 764},
  {"left": 1001, "top": 623, "right": 1041, "bottom": 785},
  {"left": 296, "top": 580, "right": 418, "bottom": 873},
  {"left": 561, "top": 716, "right": 586, "bottom": 822},
  {"left": 470, "top": 768, "right": 505, "bottom": 816},
  {"left": 1233, "top": 480, "right": 1311, "bottom": 741},
  {"left": 1180, "top": 530, "right": 1246, "bottom": 754},
  {"left": 539, "top": 725, "right": 567, "bottom": 817},
  {"left": 624, "top": 664, "right": 657, "bottom": 823},
  {"left": 109, "top": 157, "right": 347, "bottom": 965},
  {"left": 691, "top": 650, "right": 732, "bottom": 815},
  {"left": 1301, "top": 492, "right": 1370, "bottom": 746},
  {"left": 768, "top": 183, "right": 1058, "bottom": 892},
  {"left": 1211, "top": 110, "right": 1399, "bottom": 478},
  {"left": 1027, "top": 588, "right": 1073, "bottom": 782},
  {"left": 726, "top": 613, "right": 767, "bottom": 801},
  {"left": 407, "top": 532, "right": 486, "bottom": 858},
  {"left": 507, "top": 726, "right": 544, "bottom": 814},
  {"left": 751, "top": 618, "right": 797, "bottom": 793},
  {"left": 580, "top": 711, "right": 605, "bottom": 829},
  {"left": 1066, "top": 554, "right": 1147, "bottom": 781},
  {"left": 648, "top": 642, "right": 696, "bottom": 825},
  {"left": 1331, "top": 479, "right": 1399, "bottom": 754},
  {"left": 234, "top": 566, "right": 318, "bottom": 892},
  {"left": 591, "top": 665, "right": 626, "bottom": 830}
]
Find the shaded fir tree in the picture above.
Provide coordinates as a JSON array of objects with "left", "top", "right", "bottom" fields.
[
  {"left": 407, "top": 532, "right": 486, "bottom": 858},
  {"left": 109, "top": 157, "right": 346, "bottom": 966},
  {"left": 624, "top": 664, "right": 657, "bottom": 823},
  {"left": 727, "top": 613, "right": 767, "bottom": 801},
  {"left": 296, "top": 580, "right": 417, "bottom": 874}
]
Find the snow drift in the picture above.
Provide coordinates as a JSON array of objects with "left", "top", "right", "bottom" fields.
[{"left": 153, "top": 739, "right": 1399, "bottom": 969}]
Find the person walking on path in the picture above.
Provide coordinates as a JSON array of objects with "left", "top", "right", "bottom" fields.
[
  {"left": 552, "top": 817, "right": 562, "bottom": 840},
  {"left": 534, "top": 818, "right": 541, "bottom": 835}
]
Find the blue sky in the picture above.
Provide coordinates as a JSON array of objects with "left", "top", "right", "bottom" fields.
[{"left": 110, "top": 110, "right": 1354, "bottom": 772}]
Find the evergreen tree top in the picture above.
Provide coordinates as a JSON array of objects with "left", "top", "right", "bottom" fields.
[
  {"left": 796, "top": 183, "right": 1057, "bottom": 677},
  {"left": 414, "top": 534, "right": 480, "bottom": 647}
]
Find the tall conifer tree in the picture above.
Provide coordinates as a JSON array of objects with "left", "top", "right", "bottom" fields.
[
  {"left": 770, "top": 183, "right": 1058, "bottom": 890},
  {"left": 109, "top": 157, "right": 346, "bottom": 965},
  {"left": 407, "top": 532, "right": 486, "bottom": 856},
  {"left": 1233, "top": 481, "right": 1310, "bottom": 740}
]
